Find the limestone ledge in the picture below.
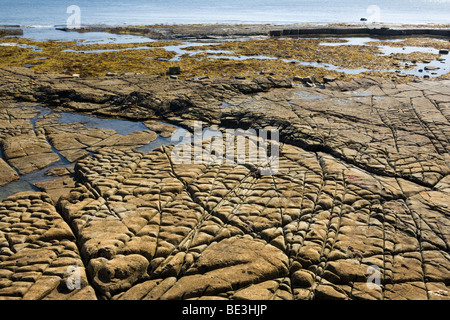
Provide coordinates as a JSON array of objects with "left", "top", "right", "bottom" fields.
[{"left": 0, "top": 67, "right": 449, "bottom": 300}]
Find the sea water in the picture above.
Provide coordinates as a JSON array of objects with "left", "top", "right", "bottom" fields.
[{"left": 1, "top": 0, "right": 449, "bottom": 27}]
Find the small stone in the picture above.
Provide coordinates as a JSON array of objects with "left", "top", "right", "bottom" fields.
[
  {"left": 292, "top": 270, "right": 314, "bottom": 288},
  {"left": 167, "top": 66, "right": 181, "bottom": 75},
  {"left": 323, "top": 76, "right": 337, "bottom": 83}
]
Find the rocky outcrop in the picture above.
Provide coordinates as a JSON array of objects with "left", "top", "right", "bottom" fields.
[
  {"left": 53, "top": 138, "right": 449, "bottom": 300},
  {"left": 0, "top": 192, "right": 96, "bottom": 300},
  {"left": 270, "top": 27, "right": 450, "bottom": 38},
  {"left": 0, "top": 28, "right": 23, "bottom": 37},
  {"left": 1, "top": 133, "right": 60, "bottom": 175},
  {"left": 0, "top": 67, "right": 449, "bottom": 300},
  {"left": 0, "top": 157, "right": 18, "bottom": 187}
]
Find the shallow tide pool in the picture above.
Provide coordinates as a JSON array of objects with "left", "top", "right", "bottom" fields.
[{"left": 0, "top": 106, "right": 182, "bottom": 201}]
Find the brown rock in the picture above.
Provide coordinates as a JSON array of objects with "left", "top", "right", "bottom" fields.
[
  {"left": 0, "top": 157, "right": 19, "bottom": 186},
  {"left": 0, "top": 192, "right": 95, "bottom": 300},
  {"left": 88, "top": 254, "right": 149, "bottom": 296},
  {"left": 160, "top": 236, "right": 288, "bottom": 299},
  {"left": 1, "top": 134, "right": 59, "bottom": 174}
]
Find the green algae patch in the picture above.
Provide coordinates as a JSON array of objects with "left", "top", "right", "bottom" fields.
[
  {"left": 70, "top": 40, "right": 182, "bottom": 52},
  {"left": 33, "top": 48, "right": 178, "bottom": 77},
  {"left": 183, "top": 38, "right": 407, "bottom": 71},
  {"left": 366, "top": 37, "right": 450, "bottom": 50},
  {"left": 0, "top": 35, "right": 442, "bottom": 82},
  {"left": 389, "top": 51, "right": 441, "bottom": 65},
  {"left": 175, "top": 55, "right": 351, "bottom": 82},
  {"left": 0, "top": 37, "right": 179, "bottom": 77}
]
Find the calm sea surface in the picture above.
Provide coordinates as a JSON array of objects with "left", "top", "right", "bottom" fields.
[{"left": 1, "top": 0, "right": 449, "bottom": 26}]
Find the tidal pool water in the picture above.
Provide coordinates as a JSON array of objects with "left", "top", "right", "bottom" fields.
[{"left": 0, "top": 106, "right": 182, "bottom": 201}]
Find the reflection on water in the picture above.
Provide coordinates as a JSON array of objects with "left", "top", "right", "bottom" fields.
[
  {"left": 0, "top": 158, "right": 70, "bottom": 202},
  {"left": 57, "top": 110, "right": 150, "bottom": 135},
  {"left": 293, "top": 92, "right": 325, "bottom": 99}
]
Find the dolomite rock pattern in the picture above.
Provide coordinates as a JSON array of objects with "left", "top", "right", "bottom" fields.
[
  {"left": 0, "top": 67, "right": 449, "bottom": 300},
  {"left": 0, "top": 192, "right": 96, "bottom": 299}
]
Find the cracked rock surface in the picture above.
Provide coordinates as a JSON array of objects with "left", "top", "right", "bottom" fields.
[
  {"left": 0, "top": 67, "right": 449, "bottom": 300},
  {"left": 0, "top": 192, "right": 96, "bottom": 299}
]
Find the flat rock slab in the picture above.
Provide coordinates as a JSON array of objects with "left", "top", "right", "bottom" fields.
[
  {"left": 1, "top": 134, "right": 60, "bottom": 175},
  {"left": 34, "top": 174, "right": 77, "bottom": 204},
  {"left": 0, "top": 67, "right": 449, "bottom": 300}
]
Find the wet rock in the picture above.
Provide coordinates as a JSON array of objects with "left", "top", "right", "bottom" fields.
[
  {"left": 1, "top": 134, "right": 60, "bottom": 175},
  {"left": 0, "top": 28, "right": 23, "bottom": 37},
  {"left": 144, "top": 120, "right": 177, "bottom": 138}
]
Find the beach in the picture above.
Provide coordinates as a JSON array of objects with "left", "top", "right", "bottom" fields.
[{"left": 0, "top": 21, "right": 449, "bottom": 302}]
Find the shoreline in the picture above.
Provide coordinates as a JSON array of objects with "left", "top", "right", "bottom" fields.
[
  {"left": 0, "top": 22, "right": 450, "bottom": 301},
  {"left": 2, "top": 22, "right": 450, "bottom": 40},
  {"left": 0, "top": 66, "right": 449, "bottom": 300},
  {"left": 59, "top": 23, "right": 450, "bottom": 40},
  {"left": 1, "top": 23, "right": 449, "bottom": 82}
]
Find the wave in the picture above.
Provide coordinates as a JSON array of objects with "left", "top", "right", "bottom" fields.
[{"left": 22, "top": 25, "right": 56, "bottom": 29}]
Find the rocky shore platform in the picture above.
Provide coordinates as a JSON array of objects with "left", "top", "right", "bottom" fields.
[
  {"left": 56, "top": 23, "right": 450, "bottom": 40},
  {"left": 0, "top": 66, "right": 449, "bottom": 300}
]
